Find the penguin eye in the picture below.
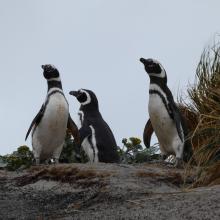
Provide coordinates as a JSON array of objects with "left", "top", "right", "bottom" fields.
[
  {"left": 148, "top": 63, "right": 161, "bottom": 74},
  {"left": 77, "top": 92, "right": 87, "bottom": 103}
]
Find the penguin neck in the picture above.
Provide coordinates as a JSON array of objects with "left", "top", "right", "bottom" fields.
[
  {"left": 150, "top": 76, "right": 168, "bottom": 91},
  {"left": 150, "top": 76, "right": 167, "bottom": 84},
  {"left": 80, "top": 105, "right": 100, "bottom": 116},
  {"left": 47, "top": 80, "right": 63, "bottom": 91},
  {"left": 149, "top": 77, "right": 174, "bottom": 105}
]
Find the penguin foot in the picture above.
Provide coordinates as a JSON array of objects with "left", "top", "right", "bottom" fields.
[
  {"left": 50, "top": 158, "right": 59, "bottom": 164},
  {"left": 159, "top": 155, "right": 168, "bottom": 165},
  {"left": 161, "top": 155, "right": 168, "bottom": 161}
]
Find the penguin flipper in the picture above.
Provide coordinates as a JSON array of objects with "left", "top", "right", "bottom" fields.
[
  {"left": 67, "top": 114, "right": 80, "bottom": 145},
  {"left": 168, "top": 103, "right": 184, "bottom": 142},
  {"left": 79, "top": 126, "right": 92, "bottom": 144},
  {"left": 25, "top": 104, "right": 45, "bottom": 140},
  {"left": 143, "top": 119, "right": 154, "bottom": 148}
]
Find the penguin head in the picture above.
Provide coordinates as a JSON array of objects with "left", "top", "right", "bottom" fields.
[
  {"left": 140, "top": 58, "right": 167, "bottom": 83},
  {"left": 69, "top": 89, "right": 99, "bottom": 109},
  {"left": 42, "top": 64, "right": 60, "bottom": 80}
]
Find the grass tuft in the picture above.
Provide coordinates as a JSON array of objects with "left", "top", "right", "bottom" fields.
[{"left": 184, "top": 40, "right": 220, "bottom": 187}]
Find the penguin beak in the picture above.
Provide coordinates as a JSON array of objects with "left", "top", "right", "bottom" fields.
[
  {"left": 69, "top": 91, "right": 79, "bottom": 97},
  {"left": 140, "top": 58, "right": 154, "bottom": 66},
  {"left": 139, "top": 58, "right": 146, "bottom": 64}
]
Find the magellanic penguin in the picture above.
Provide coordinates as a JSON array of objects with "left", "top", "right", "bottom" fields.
[
  {"left": 69, "top": 89, "right": 119, "bottom": 163},
  {"left": 25, "top": 65, "right": 80, "bottom": 164},
  {"left": 140, "top": 58, "right": 192, "bottom": 167}
]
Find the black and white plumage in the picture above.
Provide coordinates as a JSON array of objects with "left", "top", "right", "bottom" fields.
[
  {"left": 25, "top": 64, "right": 79, "bottom": 164},
  {"left": 69, "top": 89, "right": 119, "bottom": 163},
  {"left": 140, "top": 58, "right": 192, "bottom": 167}
]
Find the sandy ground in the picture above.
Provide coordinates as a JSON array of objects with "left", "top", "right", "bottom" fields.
[{"left": 0, "top": 163, "right": 220, "bottom": 220}]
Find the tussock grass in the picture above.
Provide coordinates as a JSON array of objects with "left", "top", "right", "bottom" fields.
[
  {"left": 185, "top": 42, "right": 220, "bottom": 187},
  {"left": 178, "top": 104, "right": 199, "bottom": 154}
]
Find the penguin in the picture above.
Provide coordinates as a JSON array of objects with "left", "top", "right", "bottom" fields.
[
  {"left": 69, "top": 89, "right": 119, "bottom": 163},
  {"left": 25, "top": 64, "right": 80, "bottom": 164},
  {"left": 139, "top": 58, "right": 192, "bottom": 167}
]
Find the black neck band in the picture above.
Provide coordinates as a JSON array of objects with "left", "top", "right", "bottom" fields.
[{"left": 47, "top": 80, "right": 62, "bottom": 91}]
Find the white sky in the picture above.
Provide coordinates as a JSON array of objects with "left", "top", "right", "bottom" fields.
[{"left": 0, "top": 0, "right": 220, "bottom": 155}]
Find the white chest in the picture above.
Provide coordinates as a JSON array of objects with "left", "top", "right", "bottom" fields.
[
  {"left": 43, "top": 93, "right": 69, "bottom": 128},
  {"left": 148, "top": 84, "right": 170, "bottom": 123},
  {"left": 148, "top": 84, "right": 177, "bottom": 149},
  {"left": 148, "top": 93, "right": 172, "bottom": 132},
  {"left": 81, "top": 125, "right": 99, "bottom": 163},
  {"left": 77, "top": 110, "right": 84, "bottom": 129},
  {"left": 32, "top": 93, "right": 69, "bottom": 157}
]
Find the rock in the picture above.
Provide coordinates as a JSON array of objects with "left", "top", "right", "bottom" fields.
[{"left": 0, "top": 163, "right": 220, "bottom": 219}]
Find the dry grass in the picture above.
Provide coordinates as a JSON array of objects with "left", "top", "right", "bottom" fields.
[
  {"left": 16, "top": 164, "right": 111, "bottom": 187},
  {"left": 136, "top": 170, "right": 162, "bottom": 178},
  {"left": 178, "top": 104, "right": 199, "bottom": 152},
  {"left": 184, "top": 41, "right": 220, "bottom": 187},
  {"left": 191, "top": 161, "right": 220, "bottom": 187},
  {"left": 136, "top": 170, "right": 184, "bottom": 186}
]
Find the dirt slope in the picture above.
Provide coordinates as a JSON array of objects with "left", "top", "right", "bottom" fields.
[{"left": 0, "top": 163, "right": 219, "bottom": 219}]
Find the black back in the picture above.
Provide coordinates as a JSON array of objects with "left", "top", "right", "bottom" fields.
[{"left": 70, "top": 89, "right": 119, "bottom": 163}]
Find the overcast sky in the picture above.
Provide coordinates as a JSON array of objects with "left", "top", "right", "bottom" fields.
[{"left": 0, "top": 0, "right": 220, "bottom": 155}]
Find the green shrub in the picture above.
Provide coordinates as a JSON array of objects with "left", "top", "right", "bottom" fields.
[
  {"left": 4, "top": 145, "right": 33, "bottom": 171},
  {"left": 60, "top": 132, "right": 89, "bottom": 163},
  {"left": 118, "top": 137, "right": 159, "bottom": 164}
]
